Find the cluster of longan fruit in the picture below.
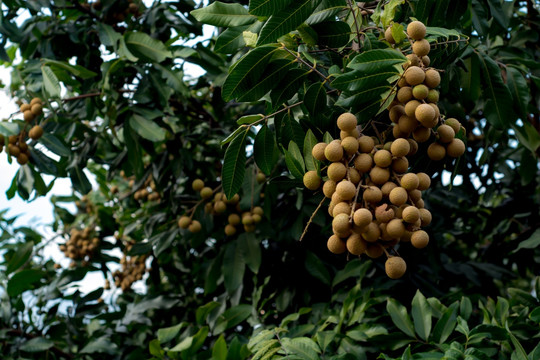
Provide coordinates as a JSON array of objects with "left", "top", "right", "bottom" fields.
[
  {"left": 304, "top": 113, "right": 433, "bottom": 279},
  {"left": 133, "top": 176, "right": 161, "bottom": 202},
  {"left": 387, "top": 21, "right": 466, "bottom": 161},
  {"left": 59, "top": 227, "right": 100, "bottom": 268},
  {"left": 178, "top": 178, "right": 265, "bottom": 235},
  {"left": 113, "top": 247, "right": 148, "bottom": 292}
]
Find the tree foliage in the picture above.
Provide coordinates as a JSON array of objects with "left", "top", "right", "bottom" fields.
[{"left": 0, "top": 0, "right": 539, "bottom": 359}]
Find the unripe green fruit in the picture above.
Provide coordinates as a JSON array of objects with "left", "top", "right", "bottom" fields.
[
  {"left": 328, "top": 235, "right": 347, "bottom": 254},
  {"left": 225, "top": 224, "right": 236, "bottom": 236},
  {"left": 253, "top": 206, "right": 264, "bottom": 216},
  {"left": 383, "top": 141, "right": 393, "bottom": 151},
  {"left": 336, "top": 180, "right": 356, "bottom": 201},
  {"left": 327, "top": 162, "right": 347, "bottom": 181},
  {"left": 192, "top": 179, "right": 204, "bottom": 192},
  {"left": 385, "top": 256, "right": 407, "bottom": 279},
  {"left": 389, "top": 187, "right": 408, "bottom": 206},
  {"left": 369, "top": 166, "right": 390, "bottom": 185},
  {"left": 347, "top": 233, "right": 367, "bottom": 255},
  {"left": 415, "top": 104, "right": 436, "bottom": 126},
  {"left": 390, "top": 138, "right": 410, "bottom": 158},
  {"left": 354, "top": 153, "right": 373, "bottom": 173},
  {"left": 407, "top": 21, "right": 426, "bottom": 40},
  {"left": 374, "top": 149, "right": 392, "bottom": 167},
  {"left": 387, "top": 218, "right": 405, "bottom": 239},
  {"left": 402, "top": 206, "right": 420, "bottom": 223},
  {"left": 401, "top": 173, "right": 419, "bottom": 191},
  {"left": 411, "top": 230, "right": 429, "bottom": 248},
  {"left": 252, "top": 213, "right": 262, "bottom": 223},
  {"left": 404, "top": 66, "right": 425, "bottom": 86},
  {"left": 445, "top": 118, "right": 461, "bottom": 134},
  {"left": 427, "top": 89, "right": 439, "bottom": 103},
  {"left": 427, "top": 142, "right": 446, "bottom": 160},
  {"left": 358, "top": 136, "right": 375, "bottom": 153},
  {"left": 325, "top": 140, "right": 344, "bottom": 162},
  {"left": 337, "top": 112, "right": 357, "bottom": 132},
  {"left": 342, "top": 136, "right": 359, "bottom": 156},
  {"left": 424, "top": 69, "right": 441, "bottom": 88},
  {"left": 188, "top": 220, "right": 202, "bottom": 233},
  {"left": 404, "top": 99, "right": 421, "bottom": 117},
  {"left": 303, "top": 170, "right": 322, "bottom": 190},
  {"left": 333, "top": 202, "right": 351, "bottom": 217},
  {"left": 363, "top": 185, "right": 383, "bottom": 203},
  {"left": 333, "top": 213, "right": 351, "bottom": 233},
  {"left": 200, "top": 187, "right": 213, "bottom": 199},
  {"left": 256, "top": 172, "right": 267, "bottom": 183},
  {"left": 412, "top": 84, "right": 429, "bottom": 100},
  {"left": 417, "top": 172, "right": 431, "bottom": 190},
  {"left": 397, "top": 87, "right": 413, "bottom": 103},
  {"left": 353, "top": 208, "right": 373, "bottom": 228},
  {"left": 446, "top": 138, "right": 466, "bottom": 157},
  {"left": 413, "top": 39, "right": 430, "bottom": 57},
  {"left": 312, "top": 142, "right": 327, "bottom": 161}
]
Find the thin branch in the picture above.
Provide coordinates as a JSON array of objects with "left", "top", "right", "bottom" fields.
[
  {"left": 347, "top": 0, "right": 363, "bottom": 49},
  {"left": 282, "top": 46, "right": 329, "bottom": 82},
  {"left": 300, "top": 196, "right": 327, "bottom": 241}
]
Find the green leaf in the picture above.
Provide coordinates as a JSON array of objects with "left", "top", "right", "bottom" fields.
[
  {"left": 303, "top": 129, "right": 319, "bottom": 172},
  {"left": 530, "top": 307, "right": 540, "bottom": 323},
  {"left": 411, "top": 290, "right": 432, "bottom": 341},
  {"left": 215, "top": 25, "right": 250, "bottom": 54},
  {"left": 508, "top": 329, "right": 528, "bottom": 360},
  {"left": 7, "top": 269, "right": 45, "bottom": 297},
  {"left": 390, "top": 22, "right": 407, "bottom": 43},
  {"left": 257, "top": 0, "right": 313, "bottom": 45},
  {"left": 40, "top": 133, "right": 71, "bottom": 157},
  {"left": 387, "top": 298, "right": 416, "bottom": 338},
  {"left": 129, "top": 114, "right": 167, "bottom": 142},
  {"left": 215, "top": 304, "right": 252, "bottom": 334},
  {"left": 460, "top": 296, "right": 472, "bottom": 320},
  {"left": 240, "top": 233, "right": 262, "bottom": 274},
  {"left": 19, "top": 337, "right": 54, "bottom": 353},
  {"left": 158, "top": 323, "right": 186, "bottom": 343},
  {"left": 288, "top": 141, "right": 305, "bottom": 171},
  {"left": 97, "top": 22, "right": 121, "bottom": 48},
  {"left": 237, "top": 114, "right": 264, "bottom": 125},
  {"left": 196, "top": 302, "right": 221, "bottom": 325},
  {"left": 512, "top": 228, "right": 540, "bottom": 253},
  {"left": 69, "top": 167, "right": 92, "bottom": 194},
  {"left": 125, "top": 32, "right": 171, "bottom": 63},
  {"left": 280, "top": 337, "right": 321, "bottom": 359},
  {"left": 332, "top": 259, "right": 370, "bottom": 287},
  {"left": 306, "top": 0, "right": 347, "bottom": 25},
  {"left": 169, "top": 336, "right": 193, "bottom": 352},
  {"left": 311, "top": 21, "right": 351, "bottom": 48},
  {"left": 432, "top": 302, "right": 459, "bottom": 344},
  {"left": 212, "top": 335, "right": 228, "bottom": 360},
  {"left": 191, "top": 2, "right": 257, "bottom": 27},
  {"left": 254, "top": 124, "right": 277, "bottom": 175},
  {"left": 238, "top": 58, "right": 297, "bottom": 102},
  {"left": 347, "top": 49, "right": 406, "bottom": 72},
  {"left": 283, "top": 144, "right": 305, "bottom": 179},
  {"left": 80, "top": 337, "right": 118, "bottom": 354},
  {"left": 249, "top": 0, "right": 292, "bottom": 16},
  {"left": 304, "top": 82, "right": 328, "bottom": 118},
  {"left": 222, "top": 242, "right": 245, "bottom": 293},
  {"left": 222, "top": 128, "right": 249, "bottom": 199},
  {"left": 506, "top": 66, "right": 531, "bottom": 121},
  {"left": 6, "top": 241, "right": 33, "bottom": 275},
  {"left": 222, "top": 44, "right": 281, "bottom": 102},
  {"left": 380, "top": 0, "right": 405, "bottom": 27},
  {"left": 149, "top": 339, "right": 164, "bottom": 359},
  {"left": 41, "top": 65, "right": 61, "bottom": 98},
  {"left": 43, "top": 59, "right": 96, "bottom": 79},
  {"left": 305, "top": 251, "right": 331, "bottom": 285},
  {"left": 0, "top": 121, "right": 20, "bottom": 136}
]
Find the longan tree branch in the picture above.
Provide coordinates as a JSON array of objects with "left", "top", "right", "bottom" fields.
[
  {"left": 299, "top": 196, "right": 326, "bottom": 241},
  {"left": 347, "top": 0, "right": 363, "bottom": 49},
  {"left": 282, "top": 46, "right": 330, "bottom": 82}
]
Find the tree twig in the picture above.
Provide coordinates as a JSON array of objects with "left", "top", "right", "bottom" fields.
[{"left": 300, "top": 196, "right": 326, "bottom": 241}]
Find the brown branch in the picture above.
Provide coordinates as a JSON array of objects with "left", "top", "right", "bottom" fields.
[
  {"left": 300, "top": 196, "right": 326, "bottom": 241},
  {"left": 282, "top": 46, "right": 329, "bottom": 82},
  {"left": 347, "top": 0, "right": 363, "bottom": 49}
]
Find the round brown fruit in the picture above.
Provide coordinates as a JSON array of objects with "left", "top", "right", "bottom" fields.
[
  {"left": 392, "top": 157, "right": 409, "bottom": 174},
  {"left": 358, "top": 136, "right": 375, "bottom": 153},
  {"left": 389, "top": 187, "right": 408, "bottom": 206},
  {"left": 200, "top": 187, "right": 213, "bottom": 199},
  {"left": 333, "top": 202, "right": 351, "bottom": 217},
  {"left": 192, "top": 179, "right": 205, "bottom": 192},
  {"left": 397, "top": 87, "right": 413, "bottom": 103},
  {"left": 445, "top": 118, "right": 461, "bottom": 134},
  {"left": 437, "top": 124, "right": 455, "bottom": 143},
  {"left": 17, "top": 153, "right": 29, "bottom": 165},
  {"left": 325, "top": 140, "right": 344, "bottom": 162},
  {"left": 363, "top": 186, "right": 383, "bottom": 203},
  {"left": 425, "top": 69, "right": 441, "bottom": 88},
  {"left": 362, "top": 222, "right": 381, "bottom": 242},
  {"left": 389, "top": 105, "right": 405, "bottom": 123},
  {"left": 328, "top": 235, "right": 347, "bottom": 254},
  {"left": 224, "top": 224, "right": 237, "bottom": 236},
  {"left": 323, "top": 180, "right": 337, "bottom": 198},
  {"left": 333, "top": 213, "right": 351, "bottom": 233},
  {"left": 327, "top": 162, "right": 347, "bottom": 182},
  {"left": 411, "top": 230, "right": 429, "bottom": 248},
  {"left": 385, "top": 256, "right": 407, "bottom": 279},
  {"left": 31, "top": 103, "right": 42, "bottom": 116},
  {"left": 404, "top": 66, "right": 425, "bottom": 86},
  {"left": 446, "top": 138, "right": 466, "bottom": 157},
  {"left": 374, "top": 149, "right": 392, "bottom": 168},
  {"left": 406, "top": 54, "right": 422, "bottom": 67},
  {"left": 256, "top": 172, "right": 266, "bottom": 183},
  {"left": 422, "top": 55, "right": 430, "bottom": 66},
  {"left": 312, "top": 142, "right": 327, "bottom": 161},
  {"left": 390, "top": 138, "right": 410, "bottom": 158},
  {"left": 419, "top": 208, "right": 432, "bottom": 226},
  {"left": 402, "top": 206, "right": 420, "bottom": 223},
  {"left": 337, "top": 113, "right": 357, "bottom": 132},
  {"left": 336, "top": 180, "right": 356, "bottom": 201},
  {"left": 346, "top": 233, "right": 367, "bottom": 255},
  {"left": 417, "top": 172, "right": 431, "bottom": 190},
  {"left": 387, "top": 218, "right": 405, "bottom": 238},
  {"left": 354, "top": 153, "right": 373, "bottom": 173},
  {"left": 342, "top": 136, "right": 359, "bottom": 156},
  {"left": 413, "top": 126, "right": 431, "bottom": 143},
  {"left": 228, "top": 214, "right": 241, "bottom": 225},
  {"left": 427, "top": 142, "right": 446, "bottom": 161},
  {"left": 412, "top": 39, "right": 430, "bottom": 57},
  {"left": 214, "top": 201, "right": 227, "bottom": 214},
  {"left": 369, "top": 166, "right": 390, "bottom": 185},
  {"left": 404, "top": 99, "right": 421, "bottom": 117},
  {"left": 400, "top": 173, "right": 419, "bottom": 191},
  {"left": 188, "top": 220, "right": 202, "bottom": 233},
  {"left": 381, "top": 181, "right": 397, "bottom": 197},
  {"left": 407, "top": 21, "right": 426, "bottom": 40},
  {"left": 415, "top": 104, "right": 436, "bottom": 126},
  {"left": 365, "top": 243, "right": 384, "bottom": 258},
  {"left": 385, "top": 26, "right": 395, "bottom": 44},
  {"left": 353, "top": 208, "right": 373, "bottom": 228},
  {"left": 303, "top": 170, "right": 322, "bottom": 190}
]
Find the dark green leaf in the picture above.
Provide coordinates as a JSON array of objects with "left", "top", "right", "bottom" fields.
[
  {"left": 254, "top": 125, "right": 277, "bottom": 175},
  {"left": 222, "top": 128, "right": 249, "bottom": 199},
  {"left": 332, "top": 259, "right": 370, "bottom": 287},
  {"left": 432, "top": 302, "right": 459, "bottom": 344},
  {"left": 506, "top": 66, "right": 531, "bottom": 121},
  {"left": 40, "top": 133, "right": 71, "bottom": 157},
  {"left": 240, "top": 233, "right": 261, "bottom": 274},
  {"left": 411, "top": 290, "right": 432, "bottom": 341},
  {"left": 191, "top": 2, "right": 257, "bottom": 27},
  {"left": 311, "top": 21, "right": 351, "bottom": 48},
  {"left": 280, "top": 337, "right": 321, "bottom": 359},
  {"left": 157, "top": 323, "right": 186, "bottom": 343},
  {"left": 223, "top": 242, "right": 245, "bottom": 293},
  {"left": 305, "top": 252, "right": 331, "bottom": 285},
  {"left": 303, "top": 129, "right": 319, "bottom": 172},
  {"left": 6, "top": 241, "right": 33, "bottom": 275},
  {"left": 387, "top": 298, "right": 416, "bottom": 338},
  {"left": 19, "top": 337, "right": 54, "bottom": 353},
  {"left": 125, "top": 32, "right": 171, "bottom": 63},
  {"left": 7, "top": 269, "right": 45, "bottom": 297},
  {"left": 249, "top": 0, "right": 292, "bottom": 16},
  {"left": 68, "top": 166, "right": 92, "bottom": 194},
  {"left": 257, "top": 0, "right": 313, "bottom": 45},
  {"left": 41, "top": 65, "right": 61, "bottom": 98}
]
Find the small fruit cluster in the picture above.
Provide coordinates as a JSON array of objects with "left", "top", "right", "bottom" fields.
[
  {"left": 387, "top": 21, "right": 466, "bottom": 161},
  {"left": 133, "top": 175, "right": 161, "bottom": 202},
  {"left": 59, "top": 227, "right": 100, "bottom": 267},
  {"left": 0, "top": 133, "right": 32, "bottom": 165},
  {"left": 20, "top": 97, "right": 43, "bottom": 125},
  {"left": 113, "top": 246, "right": 148, "bottom": 292},
  {"left": 178, "top": 178, "right": 264, "bottom": 235},
  {"left": 304, "top": 113, "right": 433, "bottom": 279}
]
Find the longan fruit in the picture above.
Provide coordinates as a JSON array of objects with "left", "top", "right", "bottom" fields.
[
  {"left": 225, "top": 193, "right": 240, "bottom": 205},
  {"left": 8, "top": 135, "right": 17, "bottom": 144},
  {"left": 389, "top": 105, "right": 405, "bottom": 123},
  {"left": 23, "top": 110, "right": 34, "bottom": 122},
  {"left": 412, "top": 84, "right": 429, "bottom": 100},
  {"left": 409, "top": 189, "right": 422, "bottom": 203},
  {"left": 333, "top": 202, "right": 351, "bottom": 217},
  {"left": 404, "top": 66, "right": 425, "bottom": 86},
  {"left": 31, "top": 103, "right": 42, "bottom": 116},
  {"left": 303, "top": 170, "right": 322, "bottom": 190},
  {"left": 374, "top": 149, "right": 392, "bottom": 168},
  {"left": 389, "top": 187, "right": 408, "bottom": 206},
  {"left": 188, "top": 220, "right": 202, "bottom": 233},
  {"left": 445, "top": 118, "right": 461, "bottom": 134},
  {"left": 411, "top": 230, "right": 429, "bottom": 248},
  {"left": 253, "top": 206, "right": 264, "bottom": 216},
  {"left": 252, "top": 213, "right": 262, "bottom": 223},
  {"left": 400, "top": 173, "right": 419, "bottom": 191},
  {"left": 422, "top": 55, "right": 430, "bottom": 66},
  {"left": 402, "top": 206, "right": 420, "bottom": 223},
  {"left": 20, "top": 104, "right": 31, "bottom": 112},
  {"left": 200, "top": 187, "right": 213, "bottom": 199},
  {"left": 204, "top": 202, "right": 213, "bottom": 213},
  {"left": 348, "top": 168, "right": 361, "bottom": 184},
  {"left": 354, "top": 153, "right": 373, "bottom": 173},
  {"left": 398, "top": 76, "right": 408, "bottom": 88},
  {"left": 214, "top": 201, "right": 227, "bottom": 214},
  {"left": 8, "top": 144, "right": 20, "bottom": 157},
  {"left": 333, "top": 213, "right": 351, "bottom": 233},
  {"left": 427, "top": 142, "right": 446, "bottom": 161},
  {"left": 363, "top": 185, "right": 383, "bottom": 203},
  {"left": 30, "top": 97, "right": 42, "bottom": 105},
  {"left": 427, "top": 89, "right": 439, "bottom": 103},
  {"left": 224, "top": 224, "right": 236, "bottom": 236},
  {"left": 387, "top": 218, "right": 405, "bottom": 239},
  {"left": 384, "top": 26, "right": 395, "bottom": 44},
  {"left": 341, "top": 127, "right": 360, "bottom": 139},
  {"left": 365, "top": 244, "right": 384, "bottom": 258},
  {"left": 415, "top": 104, "right": 436, "bottom": 126},
  {"left": 392, "top": 157, "right": 409, "bottom": 174},
  {"left": 325, "top": 140, "right": 344, "bottom": 162},
  {"left": 331, "top": 191, "right": 343, "bottom": 204},
  {"left": 419, "top": 208, "right": 432, "bottom": 226},
  {"left": 358, "top": 136, "right": 375, "bottom": 153},
  {"left": 342, "top": 136, "right": 359, "bottom": 156},
  {"left": 407, "top": 21, "right": 426, "bottom": 40},
  {"left": 17, "top": 153, "right": 29, "bottom": 165},
  {"left": 397, "top": 87, "right": 413, "bottom": 103},
  {"left": 256, "top": 172, "right": 266, "bottom": 183},
  {"left": 404, "top": 99, "right": 421, "bottom": 117},
  {"left": 347, "top": 233, "right": 367, "bottom": 255},
  {"left": 393, "top": 124, "right": 407, "bottom": 138},
  {"left": 417, "top": 172, "right": 431, "bottom": 190},
  {"left": 192, "top": 179, "right": 204, "bottom": 191},
  {"left": 413, "top": 126, "right": 431, "bottom": 143},
  {"left": 375, "top": 204, "right": 395, "bottom": 223},
  {"left": 390, "top": 138, "right": 410, "bottom": 158},
  {"left": 398, "top": 115, "right": 418, "bottom": 134},
  {"left": 312, "top": 142, "right": 327, "bottom": 161},
  {"left": 446, "top": 138, "right": 466, "bottom": 157},
  {"left": 336, "top": 180, "right": 356, "bottom": 201},
  {"left": 385, "top": 256, "right": 407, "bottom": 279},
  {"left": 406, "top": 54, "right": 422, "bottom": 67},
  {"left": 413, "top": 39, "right": 430, "bottom": 57},
  {"left": 353, "top": 208, "right": 373, "bottom": 228},
  {"left": 362, "top": 222, "right": 381, "bottom": 242},
  {"left": 337, "top": 113, "right": 357, "bottom": 132},
  {"left": 327, "top": 162, "right": 347, "bottom": 181},
  {"left": 408, "top": 139, "right": 419, "bottom": 156},
  {"left": 429, "top": 103, "right": 440, "bottom": 122},
  {"left": 244, "top": 224, "right": 256, "bottom": 232},
  {"left": 369, "top": 166, "right": 390, "bottom": 185},
  {"left": 18, "top": 142, "right": 28, "bottom": 152},
  {"left": 437, "top": 124, "right": 455, "bottom": 143},
  {"left": 424, "top": 69, "right": 441, "bottom": 88},
  {"left": 323, "top": 180, "right": 337, "bottom": 198},
  {"left": 242, "top": 213, "right": 254, "bottom": 225},
  {"left": 228, "top": 214, "right": 241, "bottom": 225},
  {"left": 328, "top": 235, "right": 347, "bottom": 254},
  {"left": 381, "top": 181, "right": 397, "bottom": 197}
]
